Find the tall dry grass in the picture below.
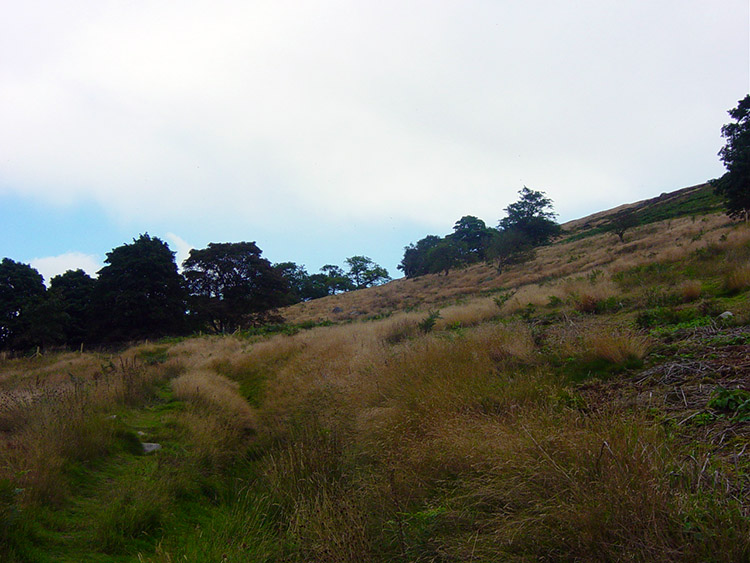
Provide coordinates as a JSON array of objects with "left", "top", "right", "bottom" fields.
[
  {"left": 0, "top": 354, "right": 182, "bottom": 504},
  {"left": 281, "top": 212, "right": 736, "bottom": 326}
]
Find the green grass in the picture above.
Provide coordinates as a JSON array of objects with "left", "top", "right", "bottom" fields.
[{"left": 563, "top": 184, "right": 724, "bottom": 243}]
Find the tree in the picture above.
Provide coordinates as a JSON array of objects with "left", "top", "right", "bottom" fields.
[
  {"left": 448, "top": 215, "right": 494, "bottom": 261},
  {"left": 274, "top": 262, "right": 311, "bottom": 304},
  {"left": 344, "top": 256, "right": 391, "bottom": 289},
  {"left": 424, "top": 239, "right": 465, "bottom": 275},
  {"left": 0, "top": 258, "right": 47, "bottom": 350},
  {"left": 320, "top": 265, "right": 355, "bottom": 294},
  {"left": 713, "top": 94, "right": 750, "bottom": 221},
  {"left": 486, "top": 230, "right": 536, "bottom": 273},
  {"left": 275, "top": 262, "right": 333, "bottom": 302},
  {"left": 303, "top": 273, "right": 334, "bottom": 300},
  {"left": 49, "top": 269, "right": 96, "bottom": 346},
  {"left": 498, "top": 187, "right": 561, "bottom": 245},
  {"left": 89, "top": 234, "right": 187, "bottom": 342},
  {"left": 183, "top": 242, "right": 289, "bottom": 333},
  {"left": 609, "top": 210, "right": 639, "bottom": 243},
  {"left": 398, "top": 235, "right": 443, "bottom": 278}
]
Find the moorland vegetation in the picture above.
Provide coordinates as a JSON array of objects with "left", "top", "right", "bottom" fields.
[{"left": 0, "top": 95, "right": 749, "bottom": 562}]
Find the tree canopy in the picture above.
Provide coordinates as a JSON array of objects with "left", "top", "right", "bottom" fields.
[
  {"left": 183, "top": 242, "right": 289, "bottom": 333},
  {"left": 344, "top": 256, "right": 391, "bottom": 289},
  {"left": 0, "top": 258, "right": 47, "bottom": 350},
  {"left": 498, "top": 187, "right": 561, "bottom": 245},
  {"left": 89, "top": 234, "right": 186, "bottom": 342},
  {"left": 448, "top": 215, "right": 495, "bottom": 261},
  {"left": 50, "top": 269, "right": 96, "bottom": 346},
  {"left": 713, "top": 94, "right": 750, "bottom": 221}
]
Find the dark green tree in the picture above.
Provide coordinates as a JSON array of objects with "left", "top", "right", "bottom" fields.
[
  {"left": 13, "top": 294, "right": 67, "bottom": 350},
  {"left": 275, "top": 262, "right": 333, "bottom": 302},
  {"left": 424, "top": 240, "right": 465, "bottom": 275},
  {"left": 89, "top": 234, "right": 187, "bottom": 342},
  {"left": 320, "top": 264, "right": 356, "bottom": 294},
  {"left": 0, "top": 258, "right": 47, "bottom": 350},
  {"left": 183, "top": 242, "right": 289, "bottom": 333},
  {"left": 498, "top": 187, "right": 561, "bottom": 245},
  {"left": 49, "top": 269, "right": 96, "bottom": 346},
  {"left": 344, "top": 256, "right": 391, "bottom": 289},
  {"left": 274, "top": 262, "right": 310, "bottom": 304},
  {"left": 398, "top": 235, "right": 443, "bottom": 278},
  {"left": 486, "top": 229, "right": 536, "bottom": 273},
  {"left": 713, "top": 94, "right": 750, "bottom": 221},
  {"left": 609, "top": 210, "right": 639, "bottom": 243},
  {"left": 448, "top": 215, "right": 494, "bottom": 261},
  {"left": 303, "top": 273, "right": 334, "bottom": 300}
]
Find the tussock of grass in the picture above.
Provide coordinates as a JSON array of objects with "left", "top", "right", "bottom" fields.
[{"left": 724, "top": 264, "right": 750, "bottom": 294}]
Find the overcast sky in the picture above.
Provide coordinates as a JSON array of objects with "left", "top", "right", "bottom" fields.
[{"left": 1, "top": 1, "right": 747, "bottom": 282}]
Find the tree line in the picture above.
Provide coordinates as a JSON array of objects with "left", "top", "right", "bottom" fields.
[
  {"left": 398, "top": 187, "right": 561, "bottom": 278},
  {"left": 0, "top": 237, "right": 390, "bottom": 351}
]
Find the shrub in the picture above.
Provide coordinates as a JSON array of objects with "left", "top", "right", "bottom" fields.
[{"left": 418, "top": 310, "right": 441, "bottom": 333}]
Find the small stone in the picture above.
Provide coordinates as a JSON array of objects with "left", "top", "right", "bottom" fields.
[
  {"left": 142, "top": 442, "right": 162, "bottom": 454},
  {"left": 137, "top": 431, "right": 146, "bottom": 436},
  {"left": 332, "top": 307, "right": 343, "bottom": 314},
  {"left": 718, "top": 311, "right": 734, "bottom": 320}
]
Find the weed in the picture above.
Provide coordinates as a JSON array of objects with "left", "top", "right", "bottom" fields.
[
  {"left": 707, "top": 387, "right": 750, "bottom": 422},
  {"left": 493, "top": 290, "right": 516, "bottom": 309},
  {"left": 418, "top": 310, "right": 441, "bottom": 333}
]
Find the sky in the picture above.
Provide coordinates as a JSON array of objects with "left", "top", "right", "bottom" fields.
[{"left": 1, "top": 1, "right": 748, "bottom": 283}]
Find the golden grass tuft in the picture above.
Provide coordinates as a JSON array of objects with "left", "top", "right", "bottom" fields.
[
  {"left": 724, "top": 264, "right": 750, "bottom": 294},
  {"left": 586, "top": 329, "right": 650, "bottom": 364},
  {"left": 172, "top": 370, "right": 256, "bottom": 431},
  {"left": 678, "top": 279, "right": 703, "bottom": 302}
]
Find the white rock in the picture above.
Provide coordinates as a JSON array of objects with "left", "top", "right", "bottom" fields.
[{"left": 141, "top": 442, "right": 162, "bottom": 454}]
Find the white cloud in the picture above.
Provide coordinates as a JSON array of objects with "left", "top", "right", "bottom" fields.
[
  {"left": 165, "top": 233, "right": 194, "bottom": 270},
  {"left": 31, "top": 252, "right": 101, "bottom": 284},
  {"left": 0, "top": 0, "right": 746, "bottom": 234}
]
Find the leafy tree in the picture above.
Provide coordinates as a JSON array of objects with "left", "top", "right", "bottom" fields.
[
  {"left": 274, "top": 262, "right": 310, "bottom": 304},
  {"left": 424, "top": 239, "right": 465, "bottom": 275},
  {"left": 448, "top": 215, "right": 494, "bottom": 261},
  {"left": 14, "top": 294, "right": 67, "bottom": 350},
  {"left": 275, "top": 262, "right": 332, "bottom": 302},
  {"left": 398, "top": 235, "right": 443, "bottom": 278},
  {"left": 609, "top": 210, "right": 639, "bottom": 243},
  {"left": 89, "top": 234, "right": 187, "bottom": 342},
  {"left": 0, "top": 258, "right": 47, "bottom": 350},
  {"left": 302, "top": 273, "right": 334, "bottom": 300},
  {"left": 498, "top": 187, "right": 561, "bottom": 245},
  {"left": 486, "top": 229, "right": 536, "bottom": 273},
  {"left": 183, "top": 242, "right": 289, "bottom": 333},
  {"left": 713, "top": 94, "right": 750, "bottom": 221},
  {"left": 49, "top": 269, "right": 96, "bottom": 346},
  {"left": 344, "top": 256, "right": 391, "bottom": 289},
  {"left": 320, "top": 264, "right": 356, "bottom": 294}
]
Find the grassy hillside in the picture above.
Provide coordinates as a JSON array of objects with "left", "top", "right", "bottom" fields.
[{"left": 2, "top": 185, "right": 750, "bottom": 561}]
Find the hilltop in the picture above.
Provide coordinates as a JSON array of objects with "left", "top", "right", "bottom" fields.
[
  {"left": 281, "top": 182, "right": 729, "bottom": 324},
  {"left": 2, "top": 181, "right": 750, "bottom": 562}
]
